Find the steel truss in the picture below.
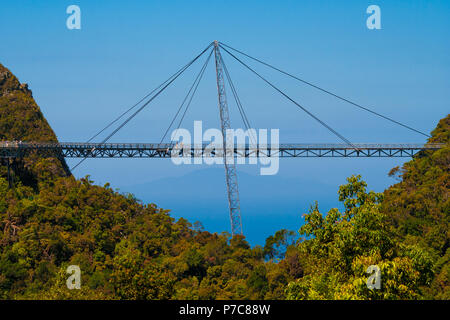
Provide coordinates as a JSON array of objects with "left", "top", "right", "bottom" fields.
[{"left": 0, "top": 142, "right": 443, "bottom": 159}]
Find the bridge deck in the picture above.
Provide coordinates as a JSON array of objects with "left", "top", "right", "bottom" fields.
[{"left": 0, "top": 142, "right": 444, "bottom": 158}]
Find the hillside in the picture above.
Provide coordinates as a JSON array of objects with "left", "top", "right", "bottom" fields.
[
  {"left": 0, "top": 63, "right": 448, "bottom": 300},
  {"left": 383, "top": 114, "right": 449, "bottom": 298},
  {"left": 0, "top": 63, "right": 70, "bottom": 188}
]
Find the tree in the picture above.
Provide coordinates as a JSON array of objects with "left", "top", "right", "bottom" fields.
[
  {"left": 286, "top": 175, "right": 434, "bottom": 300},
  {"left": 263, "top": 229, "right": 297, "bottom": 261}
]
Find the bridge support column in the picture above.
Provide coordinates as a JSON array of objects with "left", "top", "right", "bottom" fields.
[
  {"left": 213, "top": 41, "right": 243, "bottom": 237},
  {"left": 6, "top": 158, "right": 14, "bottom": 189}
]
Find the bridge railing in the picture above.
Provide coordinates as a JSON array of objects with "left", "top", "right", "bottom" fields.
[
  {"left": 0, "top": 141, "right": 445, "bottom": 149},
  {"left": 0, "top": 141, "right": 445, "bottom": 159}
]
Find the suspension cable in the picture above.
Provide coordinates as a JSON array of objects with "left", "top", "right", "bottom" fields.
[
  {"left": 71, "top": 42, "right": 213, "bottom": 171},
  {"left": 220, "top": 52, "right": 257, "bottom": 146},
  {"left": 159, "top": 48, "right": 213, "bottom": 144},
  {"left": 220, "top": 45, "right": 355, "bottom": 147},
  {"left": 220, "top": 42, "right": 430, "bottom": 138},
  {"left": 87, "top": 42, "right": 214, "bottom": 143},
  {"left": 102, "top": 43, "right": 213, "bottom": 143},
  {"left": 172, "top": 49, "right": 214, "bottom": 143}
]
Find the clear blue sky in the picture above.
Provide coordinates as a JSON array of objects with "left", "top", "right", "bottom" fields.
[{"left": 1, "top": 1, "right": 449, "bottom": 245}]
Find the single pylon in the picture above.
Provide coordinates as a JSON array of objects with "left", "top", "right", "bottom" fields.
[{"left": 213, "top": 41, "right": 243, "bottom": 236}]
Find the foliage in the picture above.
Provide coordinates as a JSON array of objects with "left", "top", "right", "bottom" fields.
[
  {"left": 0, "top": 63, "right": 69, "bottom": 189},
  {"left": 263, "top": 229, "right": 297, "bottom": 261},
  {"left": 285, "top": 175, "right": 433, "bottom": 300},
  {"left": 0, "top": 175, "right": 295, "bottom": 299},
  {"left": 382, "top": 114, "right": 450, "bottom": 299}
]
